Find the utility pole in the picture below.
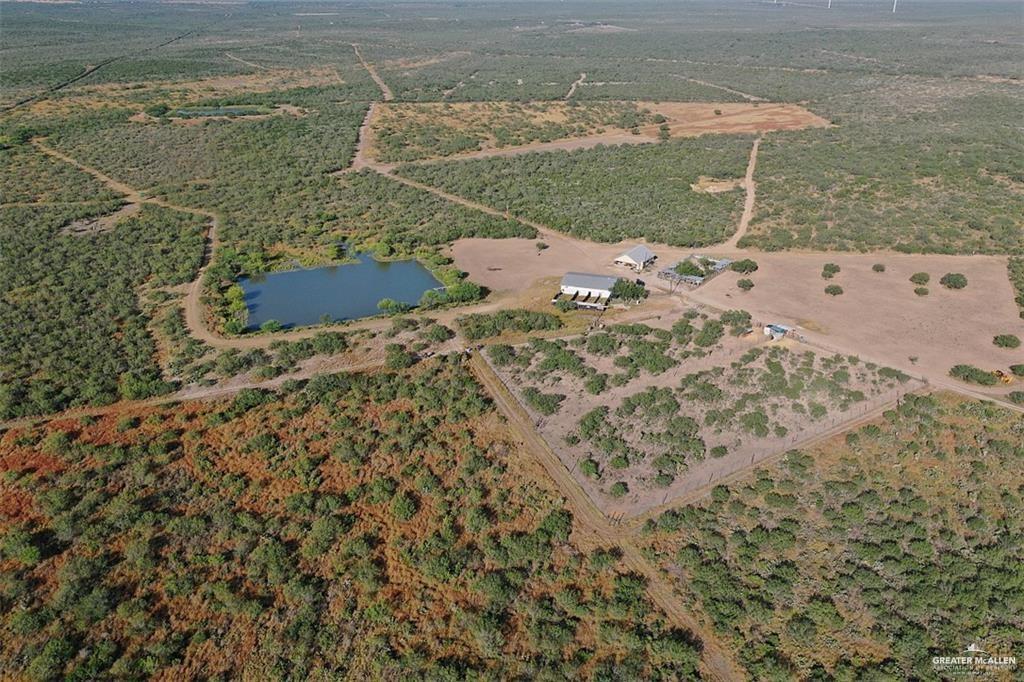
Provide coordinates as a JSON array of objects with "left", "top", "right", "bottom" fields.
[{"left": 892, "top": 0, "right": 898, "bottom": 12}]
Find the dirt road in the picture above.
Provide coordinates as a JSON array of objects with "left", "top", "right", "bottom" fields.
[
  {"left": 32, "top": 139, "right": 226, "bottom": 348},
  {"left": 721, "top": 137, "right": 760, "bottom": 249},
  {"left": 671, "top": 75, "right": 766, "bottom": 102},
  {"left": 468, "top": 353, "right": 747, "bottom": 682},
  {"left": 352, "top": 43, "right": 394, "bottom": 101},
  {"left": 224, "top": 52, "right": 266, "bottom": 71},
  {"left": 565, "top": 72, "right": 586, "bottom": 99}
]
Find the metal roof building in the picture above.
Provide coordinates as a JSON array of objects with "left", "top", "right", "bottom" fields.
[
  {"left": 554, "top": 272, "right": 619, "bottom": 310},
  {"left": 614, "top": 245, "right": 657, "bottom": 272}
]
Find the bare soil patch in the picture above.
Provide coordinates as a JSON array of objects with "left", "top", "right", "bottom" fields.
[
  {"left": 688, "top": 252, "right": 1024, "bottom": 395},
  {"left": 29, "top": 69, "right": 341, "bottom": 116},
  {"left": 634, "top": 102, "right": 830, "bottom": 139},
  {"left": 691, "top": 176, "right": 743, "bottom": 194},
  {"left": 370, "top": 100, "right": 826, "bottom": 164},
  {"left": 60, "top": 202, "right": 141, "bottom": 236}
]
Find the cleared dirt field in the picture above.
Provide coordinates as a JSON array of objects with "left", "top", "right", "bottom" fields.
[
  {"left": 688, "top": 253, "right": 1024, "bottom": 394},
  {"left": 634, "top": 102, "right": 829, "bottom": 138},
  {"left": 449, "top": 235, "right": 1024, "bottom": 399},
  {"left": 369, "top": 100, "right": 826, "bottom": 163}
]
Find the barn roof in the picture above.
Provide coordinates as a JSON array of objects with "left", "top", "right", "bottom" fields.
[
  {"left": 561, "top": 272, "right": 619, "bottom": 291},
  {"left": 616, "top": 244, "right": 656, "bottom": 264}
]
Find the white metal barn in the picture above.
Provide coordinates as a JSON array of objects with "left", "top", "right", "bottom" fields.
[
  {"left": 614, "top": 244, "right": 657, "bottom": 272},
  {"left": 554, "top": 272, "right": 619, "bottom": 310}
]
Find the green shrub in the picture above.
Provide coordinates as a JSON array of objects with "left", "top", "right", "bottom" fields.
[
  {"left": 730, "top": 259, "right": 759, "bottom": 274},
  {"left": 939, "top": 273, "right": 967, "bottom": 289},
  {"left": 580, "top": 459, "right": 600, "bottom": 478},
  {"left": 612, "top": 278, "right": 648, "bottom": 301},
  {"left": 914, "top": 287, "right": 929, "bottom": 296},
  {"left": 872, "top": 263, "right": 885, "bottom": 272},
  {"left": 948, "top": 364, "right": 996, "bottom": 386},
  {"left": 1009, "top": 364, "right": 1024, "bottom": 377},
  {"left": 824, "top": 285, "right": 843, "bottom": 296},
  {"left": 993, "top": 335, "right": 1020, "bottom": 349},
  {"left": 910, "top": 272, "right": 930, "bottom": 285},
  {"left": 737, "top": 278, "right": 754, "bottom": 291},
  {"left": 457, "top": 309, "right": 562, "bottom": 341},
  {"left": 821, "top": 263, "right": 840, "bottom": 279},
  {"left": 609, "top": 482, "right": 629, "bottom": 498},
  {"left": 1008, "top": 391, "right": 1024, "bottom": 405},
  {"left": 522, "top": 387, "right": 565, "bottom": 415}
]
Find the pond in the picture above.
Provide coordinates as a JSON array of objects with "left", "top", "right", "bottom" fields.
[{"left": 239, "top": 253, "right": 443, "bottom": 329}]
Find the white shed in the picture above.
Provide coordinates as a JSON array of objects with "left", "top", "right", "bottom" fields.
[
  {"left": 614, "top": 245, "right": 657, "bottom": 272},
  {"left": 555, "top": 272, "right": 619, "bottom": 309}
]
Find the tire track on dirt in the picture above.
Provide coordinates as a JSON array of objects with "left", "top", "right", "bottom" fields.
[
  {"left": 225, "top": 52, "right": 266, "bottom": 70},
  {"left": 468, "top": 353, "right": 747, "bottom": 682}
]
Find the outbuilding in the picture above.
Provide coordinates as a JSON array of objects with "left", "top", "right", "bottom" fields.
[
  {"left": 614, "top": 245, "right": 657, "bottom": 272},
  {"left": 553, "top": 272, "right": 619, "bottom": 310}
]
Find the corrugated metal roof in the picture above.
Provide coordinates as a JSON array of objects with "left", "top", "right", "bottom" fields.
[
  {"left": 561, "top": 272, "right": 619, "bottom": 291},
  {"left": 616, "top": 244, "right": 656, "bottom": 263}
]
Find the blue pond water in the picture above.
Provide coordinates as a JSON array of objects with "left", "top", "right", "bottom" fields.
[{"left": 239, "top": 253, "right": 442, "bottom": 329}]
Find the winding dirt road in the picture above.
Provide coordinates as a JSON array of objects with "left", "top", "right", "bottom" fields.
[{"left": 32, "top": 139, "right": 225, "bottom": 348}]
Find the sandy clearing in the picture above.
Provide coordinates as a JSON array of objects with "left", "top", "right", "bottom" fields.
[
  {"left": 367, "top": 100, "right": 826, "bottom": 166},
  {"left": 26, "top": 68, "right": 344, "bottom": 116},
  {"left": 635, "top": 102, "right": 830, "bottom": 138},
  {"left": 691, "top": 176, "right": 744, "bottom": 194},
  {"left": 491, "top": 318, "right": 920, "bottom": 519},
  {"left": 449, "top": 231, "right": 1023, "bottom": 400},
  {"left": 60, "top": 202, "right": 141, "bottom": 236},
  {"left": 410, "top": 132, "right": 654, "bottom": 166},
  {"left": 689, "top": 253, "right": 1024, "bottom": 394}
]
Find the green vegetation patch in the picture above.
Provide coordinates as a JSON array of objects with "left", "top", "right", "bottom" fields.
[
  {"left": 641, "top": 392, "right": 1024, "bottom": 679},
  {"left": 0, "top": 203, "right": 206, "bottom": 418},
  {"left": 398, "top": 137, "right": 750, "bottom": 246},
  {"left": 0, "top": 359, "right": 701, "bottom": 679}
]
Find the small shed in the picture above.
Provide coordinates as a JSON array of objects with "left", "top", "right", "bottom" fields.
[
  {"left": 554, "top": 272, "right": 619, "bottom": 310},
  {"left": 763, "top": 324, "right": 791, "bottom": 340},
  {"left": 614, "top": 245, "right": 657, "bottom": 272}
]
